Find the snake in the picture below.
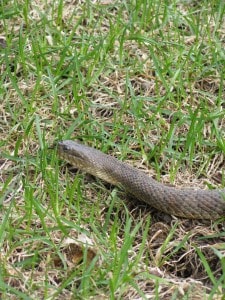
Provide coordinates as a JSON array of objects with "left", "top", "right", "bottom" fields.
[{"left": 57, "top": 140, "right": 225, "bottom": 220}]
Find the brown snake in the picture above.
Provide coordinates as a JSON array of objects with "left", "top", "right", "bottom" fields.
[{"left": 57, "top": 140, "right": 225, "bottom": 220}]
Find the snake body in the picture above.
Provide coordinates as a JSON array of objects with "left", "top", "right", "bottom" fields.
[{"left": 57, "top": 140, "right": 225, "bottom": 219}]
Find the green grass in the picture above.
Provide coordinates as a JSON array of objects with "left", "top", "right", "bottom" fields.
[{"left": 0, "top": 0, "right": 225, "bottom": 298}]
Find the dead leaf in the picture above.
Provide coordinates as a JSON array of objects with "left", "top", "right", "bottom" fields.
[{"left": 0, "top": 37, "right": 6, "bottom": 48}]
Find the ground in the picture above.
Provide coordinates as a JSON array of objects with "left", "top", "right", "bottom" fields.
[{"left": 0, "top": 0, "right": 225, "bottom": 299}]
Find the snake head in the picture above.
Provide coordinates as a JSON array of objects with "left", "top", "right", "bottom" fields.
[
  {"left": 56, "top": 140, "right": 91, "bottom": 170},
  {"left": 57, "top": 140, "right": 84, "bottom": 157},
  {"left": 56, "top": 140, "right": 120, "bottom": 186}
]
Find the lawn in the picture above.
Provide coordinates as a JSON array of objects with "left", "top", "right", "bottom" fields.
[{"left": 0, "top": 0, "right": 225, "bottom": 299}]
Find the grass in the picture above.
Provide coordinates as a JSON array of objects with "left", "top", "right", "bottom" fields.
[{"left": 0, "top": 0, "right": 225, "bottom": 298}]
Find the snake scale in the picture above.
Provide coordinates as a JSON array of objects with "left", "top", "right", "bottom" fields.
[{"left": 57, "top": 140, "right": 225, "bottom": 220}]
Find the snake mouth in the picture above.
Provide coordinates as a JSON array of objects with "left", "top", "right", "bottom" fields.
[
  {"left": 57, "top": 141, "right": 68, "bottom": 150},
  {"left": 49, "top": 141, "right": 73, "bottom": 154}
]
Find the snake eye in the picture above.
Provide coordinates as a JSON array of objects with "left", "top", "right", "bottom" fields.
[{"left": 58, "top": 141, "right": 70, "bottom": 151}]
